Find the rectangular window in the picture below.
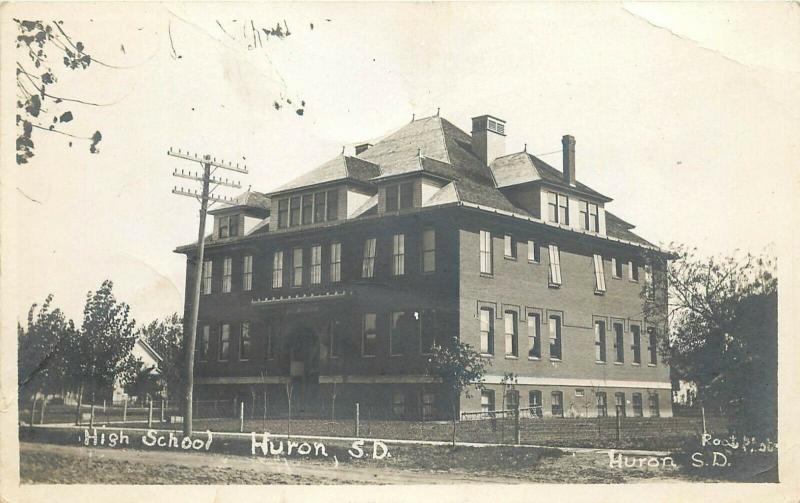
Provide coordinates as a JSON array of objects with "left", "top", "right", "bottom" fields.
[
  {"left": 648, "top": 393, "right": 660, "bottom": 417},
  {"left": 218, "top": 215, "right": 229, "bottom": 239},
  {"left": 581, "top": 201, "right": 598, "bottom": 231},
  {"left": 549, "top": 315, "right": 562, "bottom": 360},
  {"left": 326, "top": 190, "right": 339, "bottom": 221},
  {"left": 481, "top": 390, "right": 495, "bottom": 414},
  {"left": 314, "top": 192, "right": 326, "bottom": 223},
  {"left": 289, "top": 196, "right": 301, "bottom": 227},
  {"left": 265, "top": 321, "right": 276, "bottom": 360},
  {"left": 615, "top": 392, "right": 626, "bottom": 417},
  {"left": 219, "top": 323, "right": 230, "bottom": 361},
  {"left": 575, "top": 389, "right": 585, "bottom": 398},
  {"left": 202, "top": 260, "right": 213, "bottom": 295},
  {"left": 422, "top": 229, "right": 436, "bottom": 273},
  {"left": 631, "top": 325, "right": 641, "bottom": 364},
  {"left": 292, "top": 248, "right": 303, "bottom": 287},
  {"left": 229, "top": 215, "right": 239, "bottom": 237},
  {"left": 596, "top": 392, "right": 607, "bottom": 417},
  {"left": 551, "top": 391, "right": 564, "bottom": 417},
  {"left": 302, "top": 194, "right": 313, "bottom": 225},
  {"left": 558, "top": 194, "right": 569, "bottom": 224},
  {"left": 595, "top": 320, "right": 606, "bottom": 362},
  {"left": 529, "top": 390, "right": 543, "bottom": 417},
  {"left": 527, "top": 240, "right": 540, "bottom": 262},
  {"left": 547, "top": 191, "right": 558, "bottom": 223},
  {"left": 197, "top": 325, "right": 210, "bottom": 361},
  {"left": 362, "top": 238, "right": 376, "bottom": 278},
  {"left": 648, "top": 328, "right": 658, "bottom": 365},
  {"left": 422, "top": 393, "right": 435, "bottom": 418},
  {"left": 278, "top": 199, "right": 289, "bottom": 229},
  {"left": 390, "top": 311, "right": 416, "bottom": 357},
  {"left": 548, "top": 245, "right": 562, "bottom": 286},
  {"left": 579, "top": 201, "right": 588, "bottom": 230},
  {"left": 589, "top": 203, "right": 599, "bottom": 232},
  {"left": 479, "top": 230, "right": 493, "bottom": 274},
  {"left": 480, "top": 307, "right": 494, "bottom": 355},
  {"left": 239, "top": 322, "right": 251, "bottom": 360},
  {"left": 272, "top": 251, "right": 284, "bottom": 288},
  {"left": 362, "top": 313, "right": 377, "bottom": 357},
  {"left": 504, "top": 311, "right": 518, "bottom": 357},
  {"left": 612, "top": 257, "right": 623, "bottom": 278},
  {"left": 310, "top": 245, "right": 322, "bottom": 284},
  {"left": 400, "top": 182, "right": 414, "bottom": 209},
  {"left": 632, "top": 393, "right": 643, "bottom": 417},
  {"left": 328, "top": 319, "right": 342, "bottom": 358},
  {"left": 527, "top": 313, "right": 541, "bottom": 359},
  {"left": 504, "top": 235, "right": 516, "bottom": 259},
  {"left": 330, "top": 242, "right": 341, "bottom": 282},
  {"left": 593, "top": 254, "right": 606, "bottom": 293},
  {"left": 222, "top": 257, "right": 232, "bottom": 293},
  {"left": 506, "top": 389, "right": 520, "bottom": 411},
  {"left": 614, "top": 322, "right": 625, "bottom": 363},
  {"left": 242, "top": 255, "right": 253, "bottom": 291},
  {"left": 419, "top": 309, "right": 437, "bottom": 354},
  {"left": 392, "top": 392, "right": 406, "bottom": 418},
  {"left": 392, "top": 234, "right": 405, "bottom": 276},
  {"left": 629, "top": 260, "right": 639, "bottom": 281},
  {"left": 386, "top": 185, "right": 399, "bottom": 211}
]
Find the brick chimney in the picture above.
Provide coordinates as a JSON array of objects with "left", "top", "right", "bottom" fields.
[
  {"left": 562, "top": 135, "right": 576, "bottom": 186},
  {"left": 471, "top": 115, "right": 506, "bottom": 166}
]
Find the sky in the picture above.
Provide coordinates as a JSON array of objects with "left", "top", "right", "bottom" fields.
[{"left": 2, "top": 2, "right": 798, "bottom": 327}]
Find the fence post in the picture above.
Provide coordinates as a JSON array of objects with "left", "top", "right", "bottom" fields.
[
  {"left": 239, "top": 401, "right": 245, "bottom": 433},
  {"left": 355, "top": 402, "right": 360, "bottom": 437},
  {"left": 514, "top": 403, "right": 521, "bottom": 445},
  {"left": 40, "top": 396, "right": 48, "bottom": 425},
  {"left": 701, "top": 405, "right": 707, "bottom": 436},
  {"left": 123, "top": 398, "right": 128, "bottom": 423},
  {"left": 161, "top": 400, "right": 165, "bottom": 423},
  {"left": 148, "top": 400, "right": 153, "bottom": 428},
  {"left": 90, "top": 403, "right": 95, "bottom": 429},
  {"left": 103, "top": 399, "right": 106, "bottom": 413},
  {"left": 30, "top": 396, "right": 38, "bottom": 427}
]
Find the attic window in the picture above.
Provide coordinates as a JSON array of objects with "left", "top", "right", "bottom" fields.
[{"left": 486, "top": 119, "right": 505, "bottom": 135}]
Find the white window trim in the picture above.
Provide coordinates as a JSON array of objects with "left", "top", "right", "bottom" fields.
[
  {"left": 272, "top": 251, "right": 284, "bottom": 289},
  {"left": 548, "top": 244, "right": 562, "bottom": 286},
  {"left": 243, "top": 255, "right": 253, "bottom": 291},
  {"left": 593, "top": 254, "right": 606, "bottom": 294},
  {"left": 310, "top": 245, "right": 322, "bottom": 285},
  {"left": 222, "top": 257, "right": 232, "bottom": 293}
]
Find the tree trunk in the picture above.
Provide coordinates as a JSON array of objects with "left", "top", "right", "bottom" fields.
[{"left": 75, "top": 381, "right": 84, "bottom": 425}]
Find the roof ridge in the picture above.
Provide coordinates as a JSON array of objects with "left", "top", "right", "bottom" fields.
[{"left": 435, "top": 116, "right": 453, "bottom": 165}]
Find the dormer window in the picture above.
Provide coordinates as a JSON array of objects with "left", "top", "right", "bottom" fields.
[
  {"left": 579, "top": 200, "right": 599, "bottom": 232},
  {"left": 386, "top": 182, "right": 414, "bottom": 211},
  {"left": 289, "top": 197, "right": 301, "bottom": 227},
  {"left": 547, "top": 191, "right": 569, "bottom": 225},
  {"left": 218, "top": 215, "right": 239, "bottom": 238}
]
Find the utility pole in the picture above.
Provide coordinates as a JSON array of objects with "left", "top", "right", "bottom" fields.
[{"left": 168, "top": 147, "right": 247, "bottom": 436}]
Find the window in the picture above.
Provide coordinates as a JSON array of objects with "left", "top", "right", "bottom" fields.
[
  {"left": 595, "top": 320, "right": 606, "bottom": 362},
  {"left": 506, "top": 389, "right": 520, "bottom": 411},
  {"left": 648, "top": 328, "right": 658, "bottom": 365},
  {"left": 593, "top": 254, "right": 606, "bottom": 293},
  {"left": 548, "top": 245, "right": 562, "bottom": 286},
  {"left": 362, "top": 313, "right": 377, "bottom": 357},
  {"left": 392, "top": 234, "right": 405, "bottom": 276},
  {"left": 229, "top": 215, "right": 239, "bottom": 237},
  {"left": 421, "top": 229, "right": 436, "bottom": 273},
  {"left": 265, "top": 321, "right": 276, "bottom": 360},
  {"left": 202, "top": 260, "right": 213, "bottom": 295},
  {"left": 631, "top": 325, "right": 641, "bottom": 364},
  {"left": 272, "top": 251, "right": 283, "bottom": 288},
  {"left": 390, "top": 311, "right": 416, "bottom": 357},
  {"left": 558, "top": 194, "right": 569, "bottom": 225},
  {"left": 310, "top": 245, "right": 322, "bottom": 284},
  {"left": 219, "top": 323, "right": 230, "bottom": 361},
  {"left": 527, "top": 240, "right": 540, "bottom": 262},
  {"left": 222, "top": 257, "right": 232, "bottom": 293},
  {"left": 479, "top": 308, "right": 494, "bottom": 355},
  {"left": 481, "top": 390, "right": 495, "bottom": 414},
  {"left": 392, "top": 392, "right": 406, "bottom": 418},
  {"left": 529, "top": 390, "right": 542, "bottom": 417},
  {"left": 479, "top": 230, "right": 493, "bottom": 274},
  {"left": 289, "top": 196, "right": 301, "bottom": 227},
  {"left": 596, "top": 392, "right": 607, "bottom": 417},
  {"left": 422, "top": 393, "right": 435, "bottom": 418},
  {"left": 504, "top": 235, "right": 516, "bottom": 259},
  {"left": 314, "top": 192, "right": 326, "bottom": 223},
  {"left": 632, "top": 393, "right": 643, "bottom": 417},
  {"left": 504, "top": 311, "right": 518, "bottom": 357},
  {"left": 218, "top": 215, "right": 229, "bottom": 238},
  {"left": 328, "top": 319, "right": 342, "bottom": 358},
  {"left": 547, "top": 192, "right": 558, "bottom": 223},
  {"left": 615, "top": 392, "right": 626, "bottom": 417},
  {"left": 648, "top": 393, "right": 660, "bottom": 417},
  {"left": 419, "top": 309, "right": 437, "bottom": 354},
  {"left": 362, "top": 238, "right": 376, "bottom": 278},
  {"left": 629, "top": 260, "right": 639, "bottom": 281},
  {"left": 291, "top": 248, "right": 303, "bottom": 287},
  {"left": 277, "top": 199, "right": 289, "bottom": 229},
  {"left": 613, "top": 322, "right": 624, "bottom": 363},
  {"left": 400, "top": 182, "right": 413, "bottom": 209},
  {"left": 580, "top": 201, "right": 599, "bottom": 232},
  {"left": 386, "top": 185, "right": 399, "bottom": 211},
  {"left": 197, "top": 325, "right": 210, "bottom": 361},
  {"left": 239, "top": 322, "right": 252, "bottom": 360},
  {"left": 551, "top": 391, "right": 564, "bottom": 417},
  {"left": 549, "top": 315, "right": 562, "bottom": 360},
  {"left": 527, "top": 313, "right": 541, "bottom": 359},
  {"left": 575, "top": 389, "right": 585, "bottom": 397},
  {"left": 612, "top": 258, "right": 623, "bottom": 279},
  {"left": 242, "top": 255, "right": 253, "bottom": 291},
  {"left": 326, "top": 190, "right": 339, "bottom": 221},
  {"left": 302, "top": 195, "right": 313, "bottom": 225},
  {"left": 330, "top": 242, "right": 341, "bottom": 282}
]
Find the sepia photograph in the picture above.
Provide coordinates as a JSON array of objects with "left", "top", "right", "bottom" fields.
[{"left": 1, "top": 1, "right": 797, "bottom": 501}]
